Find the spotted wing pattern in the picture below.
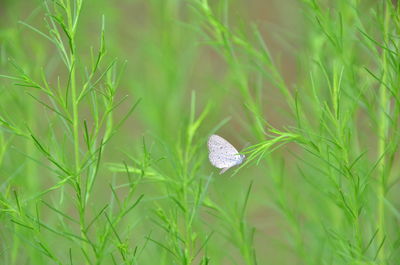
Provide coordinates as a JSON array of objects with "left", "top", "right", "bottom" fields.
[{"left": 207, "top": 134, "right": 244, "bottom": 173}]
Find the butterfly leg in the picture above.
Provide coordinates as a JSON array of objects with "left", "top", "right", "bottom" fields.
[{"left": 219, "top": 167, "right": 229, "bottom": 174}]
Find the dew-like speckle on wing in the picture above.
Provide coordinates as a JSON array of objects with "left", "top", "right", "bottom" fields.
[
  {"left": 207, "top": 134, "right": 244, "bottom": 173},
  {"left": 207, "top": 135, "right": 238, "bottom": 155}
]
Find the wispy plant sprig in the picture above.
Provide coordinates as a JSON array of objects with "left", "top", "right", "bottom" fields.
[
  {"left": 195, "top": 0, "right": 400, "bottom": 264},
  {"left": 0, "top": 0, "right": 142, "bottom": 264}
]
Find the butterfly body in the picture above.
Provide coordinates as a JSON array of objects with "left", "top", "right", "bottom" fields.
[{"left": 207, "top": 134, "right": 245, "bottom": 174}]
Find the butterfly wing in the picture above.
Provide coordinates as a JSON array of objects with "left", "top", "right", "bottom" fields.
[
  {"left": 208, "top": 135, "right": 239, "bottom": 155},
  {"left": 207, "top": 134, "right": 244, "bottom": 170}
]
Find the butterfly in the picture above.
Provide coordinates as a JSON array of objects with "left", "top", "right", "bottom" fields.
[{"left": 207, "top": 134, "right": 245, "bottom": 174}]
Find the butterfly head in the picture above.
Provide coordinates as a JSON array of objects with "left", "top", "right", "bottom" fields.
[{"left": 237, "top": 154, "right": 245, "bottom": 164}]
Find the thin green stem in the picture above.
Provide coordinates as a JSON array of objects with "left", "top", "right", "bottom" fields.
[
  {"left": 64, "top": 0, "right": 90, "bottom": 263},
  {"left": 377, "top": 1, "right": 390, "bottom": 263}
]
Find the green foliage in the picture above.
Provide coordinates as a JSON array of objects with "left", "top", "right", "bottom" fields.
[{"left": 1, "top": 0, "right": 399, "bottom": 264}]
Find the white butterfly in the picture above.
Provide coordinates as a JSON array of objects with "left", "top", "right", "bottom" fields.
[{"left": 207, "top": 134, "right": 245, "bottom": 174}]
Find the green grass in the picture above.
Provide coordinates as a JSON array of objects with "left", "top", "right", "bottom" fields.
[{"left": 1, "top": 0, "right": 400, "bottom": 264}]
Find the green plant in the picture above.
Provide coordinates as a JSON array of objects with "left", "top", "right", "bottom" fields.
[{"left": 1, "top": 0, "right": 399, "bottom": 264}]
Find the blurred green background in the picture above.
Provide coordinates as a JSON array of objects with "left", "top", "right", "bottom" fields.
[{"left": 1, "top": 0, "right": 400, "bottom": 264}]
